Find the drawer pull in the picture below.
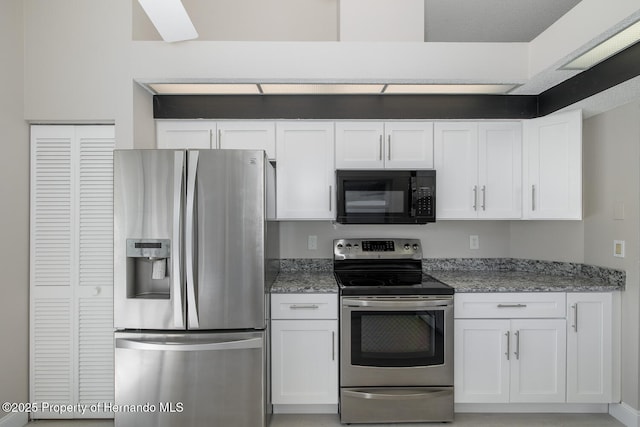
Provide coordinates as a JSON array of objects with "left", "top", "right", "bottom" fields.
[
  {"left": 497, "top": 304, "right": 527, "bottom": 308},
  {"left": 289, "top": 304, "right": 320, "bottom": 310}
]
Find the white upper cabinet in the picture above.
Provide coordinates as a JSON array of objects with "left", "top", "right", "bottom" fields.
[
  {"left": 156, "top": 120, "right": 276, "bottom": 159},
  {"left": 276, "top": 122, "right": 335, "bottom": 220},
  {"left": 435, "top": 122, "right": 522, "bottom": 219},
  {"left": 217, "top": 121, "right": 276, "bottom": 159},
  {"left": 157, "top": 120, "right": 214, "bottom": 149},
  {"left": 335, "top": 122, "right": 433, "bottom": 169},
  {"left": 523, "top": 109, "right": 582, "bottom": 220}
]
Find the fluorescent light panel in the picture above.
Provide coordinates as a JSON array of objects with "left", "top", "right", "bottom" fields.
[
  {"left": 260, "top": 84, "right": 384, "bottom": 94},
  {"left": 562, "top": 20, "right": 640, "bottom": 70},
  {"left": 150, "top": 83, "right": 261, "bottom": 94},
  {"left": 384, "top": 84, "right": 517, "bottom": 94},
  {"left": 148, "top": 83, "right": 517, "bottom": 95},
  {"left": 137, "top": 0, "right": 198, "bottom": 42}
]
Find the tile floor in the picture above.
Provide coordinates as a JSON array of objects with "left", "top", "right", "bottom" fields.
[{"left": 25, "top": 412, "right": 625, "bottom": 426}]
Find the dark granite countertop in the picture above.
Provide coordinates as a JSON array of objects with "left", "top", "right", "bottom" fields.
[
  {"left": 270, "top": 258, "right": 624, "bottom": 294},
  {"left": 429, "top": 270, "right": 623, "bottom": 293},
  {"left": 270, "top": 271, "right": 338, "bottom": 294}
]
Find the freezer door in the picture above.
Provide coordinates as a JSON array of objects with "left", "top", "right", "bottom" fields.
[
  {"left": 186, "top": 150, "right": 266, "bottom": 330},
  {"left": 114, "top": 150, "right": 186, "bottom": 330},
  {"left": 115, "top": 331, "right": 266, "bottom": 427}
]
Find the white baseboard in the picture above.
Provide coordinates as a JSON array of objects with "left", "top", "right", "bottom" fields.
[
  {"left": 0, "top": 412, "right": 28, "bottom": 427},
  {"left": 610, "top": 402, "right": 640, "bottom": 427},
  {"left": 455, "top": 403, "right": 609, "bottom": 413},
  {"left": 273, "top": 404, "right": 338, "bottom": 414}
]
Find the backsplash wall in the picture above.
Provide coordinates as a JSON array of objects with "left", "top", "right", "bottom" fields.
[{"left": 279, "top": 219, "right": 585, "bottom": 263}]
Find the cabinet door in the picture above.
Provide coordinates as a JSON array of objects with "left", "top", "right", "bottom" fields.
[
  {"left": 454, "top": 319, "right": 510, "bottom": 403},
  {"left": 434, "top": 123, "right": 479, "bottom": 219},
  {"left": 335, "top": 122, "right": 384, "bottom": 169},
  {"left": 217, "top": 121, "right": 276, "bottom": 159},
  {"left": 478, "top": 123, "right": 522, "bottom": 219},
  {"left": 276, "top": 122, "right": 335, "bottom": 219},
  {"left": 271, "top": 320, "right": 338, "bottom": 405},
  {"left": 510, "top": 319, "right": 566, "bottom": 403},
  {"left": 385, "top": 122, "right": 434, "bottom": 169},
  {"left": 156, "top": 120, "right": 214, "bottom": 149},
  {"left": 523, "top": 109, "right": 582, "bottom": 219},
  {"left": 566, "top": 293, "right": 613, "bottom": 403}
]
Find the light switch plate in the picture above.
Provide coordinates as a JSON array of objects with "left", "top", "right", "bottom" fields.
[
  {"left": 614, "top": 240, "right": 625, "bottom": 258},
  {"left": 469, "top": 235, "right": 479, "bottom": 250},
  {"left": 308, "top": 235, "right": 318, "bottom": 250}
]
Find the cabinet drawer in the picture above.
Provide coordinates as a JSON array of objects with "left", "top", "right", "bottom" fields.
[
  {"left": 455, "top": 293, "right": 566, "bottom": 319},
  {"left": 272, "top": 294, "right": 338, "bottom": 319}
]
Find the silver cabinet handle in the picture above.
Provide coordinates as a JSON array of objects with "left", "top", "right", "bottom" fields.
[
  {"left": 514, "top": 330, "right": 520, "bottom": 360},
  {"left": 186, "top": 150, "right": 200, "bottom": 329},
  {"left": 332, "top": 331, "right": 335, "bottom": 361},
  {"left": 387, "top": 134, "right": 392, "bottom": 160},
  {"left": 172, "top": 151, "right": 185, "bottom": 329},
  {"left": 532, "top": 185, "right": 536, "bottom": 211},
  {"left": 329, "top": 185, "right": 332, "bottom": 211},
  {"left": 481, "top": 185, "right": 486, "bottom": 211},
  {"left": 472, "top": 186, "right": 478, "bottom": 211},
  {"left": 379, "top": 135, "right": 383, "bottom": 161},
  {"left": 116, "top": 337, "right": 263, "bottom": 352},
  {"left": 505, "top": 332, "right": 510, "bottom": 360},
  {"left": 217, "top": 129, "right": 222, "bottom": 149},
  {"left": 289, "top": 304, "right": 320, "bottom": 310},
  {"left": 572, "top": 303, "right": 578, "bottom": 332},
  {"left": 497, "top": 304, "right": 527, "bottom": 308}
]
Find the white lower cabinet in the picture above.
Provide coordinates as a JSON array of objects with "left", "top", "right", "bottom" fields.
[
  {"left": 271, "top": 294, "right": 338, "bottom": 412},
  {"left": 455, "top": 292, "right": 615, "bottom": 406},
  {"left": 566, "top": 293, "right": 614, "bottom": 403},
  {"left": 455, "top": 318, "right": 566, "bottom": 403}
]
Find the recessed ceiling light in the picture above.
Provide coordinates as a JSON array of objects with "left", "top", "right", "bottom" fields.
[
  {"left": 383, "top": 84, "right": 518, "bottom": 94},
  {"left": 561, "top": 20, "right": 640, "bottom": 70},
  {"left": 259, "top": 84, "right": 385, "bottom": 95},
  {"left": 149, "top": 83, "right": 261, "bottom": 94}
]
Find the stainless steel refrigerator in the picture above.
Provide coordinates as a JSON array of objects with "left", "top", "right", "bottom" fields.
[{"left": 113, "top": 149, "right": 279, "bottom": 427}]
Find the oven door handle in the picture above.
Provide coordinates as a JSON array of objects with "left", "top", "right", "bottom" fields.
[
  {"left": 343, "top": 388, "right": 451, "bottom": 401},
  {"left": 342, "top": 298, "right": 452, "bottom": 309}
]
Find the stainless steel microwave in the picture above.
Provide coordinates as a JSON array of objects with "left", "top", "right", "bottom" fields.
[{"left": 336, "top": 170, "right": 436, "bottom": 224}]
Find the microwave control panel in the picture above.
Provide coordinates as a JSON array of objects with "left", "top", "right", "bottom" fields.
[{"left": 416, "top": 186, "right": 434, "bottom": 217}]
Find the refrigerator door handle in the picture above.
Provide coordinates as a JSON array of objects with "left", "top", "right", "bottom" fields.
[
  {"left": 172, "top": 151, "right": 186, "bottom": 329},
  {"left": 186, "top": 150, "right": 200, "bottom": 329},
  {"left": 116, "top": 337, "right": 263, "bottom": 352}
]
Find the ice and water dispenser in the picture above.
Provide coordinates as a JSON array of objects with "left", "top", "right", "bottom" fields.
[{"left": 126, "top": 239, "right": 171, "bottom": 299}]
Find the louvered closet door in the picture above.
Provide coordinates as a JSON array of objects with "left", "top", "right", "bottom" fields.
[
  {"left": 30, "top": 125, "right": 115, "bottom": 419},
  {"left": 75, "top": 126, "right": 115, "bottom": 416}
]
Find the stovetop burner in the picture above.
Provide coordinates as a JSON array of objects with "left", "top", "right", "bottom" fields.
[{"left": 333, "top": 238, "right": 454, "bottom": 296}]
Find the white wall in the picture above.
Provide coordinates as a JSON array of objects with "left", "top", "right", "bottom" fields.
[
  {"left": 0, "top": 0, "right": 29, "bottom": 409},
  {"left": 583, "top": 101, "right": 640, "bottom": 410}
]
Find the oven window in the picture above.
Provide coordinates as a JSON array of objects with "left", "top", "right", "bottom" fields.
[{"left": 350, "top": 310, "right": 444, "bottom": 367}]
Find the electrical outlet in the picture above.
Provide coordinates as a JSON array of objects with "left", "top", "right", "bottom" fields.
[
  {"left": 308, "top": 235, "right": 318, "bottom": 250},
  {"left": 469, "top": 235, "right": 479, "bottom": 250},
  {"left": 614, "top": 240, "right": 625, "bottom": 258}
]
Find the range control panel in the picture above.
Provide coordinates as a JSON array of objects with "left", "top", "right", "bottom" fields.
[{"left": 334, "top": 238, "right": 422, "bottom": 261}]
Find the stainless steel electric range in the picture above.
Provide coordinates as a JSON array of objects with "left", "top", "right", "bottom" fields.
[{"left": 334, "top": 238, "right": 454, "bottom": 424}]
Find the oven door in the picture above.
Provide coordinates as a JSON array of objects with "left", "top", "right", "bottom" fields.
[{"left": 340, "top": 296, "right": 453, "bottom": 387}]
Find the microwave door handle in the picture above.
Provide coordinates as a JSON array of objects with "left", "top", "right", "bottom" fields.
[{"left": 410, "top": 176, "right": 417, "bottom": 217}]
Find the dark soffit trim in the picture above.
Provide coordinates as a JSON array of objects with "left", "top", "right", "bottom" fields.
[
  {"left": 153, "top": 94, "right": 538, "bottom": 120},
  {"left": 539, "top": 40, "right": 640, "bottom": 116},
  {"left": 152, "top": 40, "right": 640, "bottom": 120}
]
